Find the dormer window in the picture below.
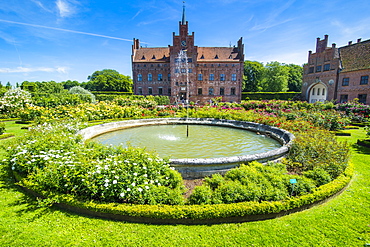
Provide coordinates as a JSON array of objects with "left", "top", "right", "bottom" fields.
[
  {"left": 200, "top": 55, "right": 204, "bottom": 59},
  {"left": 141, "top": 55, "right": 146, "bottom": 60},
  {"left": 152, "top": 55, "right": 156, "bottom": 59},
  {"left": 215, "top": 55, "right": 219, "bottom": 59}
]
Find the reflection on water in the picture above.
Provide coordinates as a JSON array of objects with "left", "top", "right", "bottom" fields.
[{"left": 92, "top": 125, "right": 281, "bottom": 159}]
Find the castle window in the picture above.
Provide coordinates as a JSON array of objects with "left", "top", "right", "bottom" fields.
[
  {"left": 168, "top": 87, "right": 171, "bottom": 95},
  {"left": 231, "top": 74, "right": 237, "bottom": 81},
  {"left": 231, "top": 87, "right": 236, "bottom": 95},
  {"left": 316, "top": 65, "right": 322, "bottom": 72},
  {"left": 168, "top": 73, "right": 171, "bottom": 81},
  {"left": 188, "top": 58, "right": 193, "bottom": 63},
  {"left": 198, "top": 88, "right": 203, "bottom": 95},
  {"left": 148, "top": 73, "right": 152, "bottom": 81},
  {"left": 208, "top": 87, "right": 214, "bottom": 95},
  {"left": 188, "top": 69, "right": 192, "bottom": 73},
  {"left": 158, "top": 87, "right": 163, "bottom": 95},
  {"left": 360, "top": 76, "right": 369, "bottom": 85},
  {"left": 181, "top": 68, "right": 186, "bottom": 73},
  {"left": 209, "top": 74, "right": 214, "bottom": 81},
  {"left": 175, "top": 69, "right": 179, "bottom": 73},
  {"left": 138, "top": 87, "right": 143, "bottom": 95},
  {"left": 198, "top": 74, "right": 203, "bottom": 81},
  {"left": 322, "top": 88, "right": 325, "bottom": 95},
  {"left": 340, "top": 95, "right": 348, "bottom": 103},
  {"left": 220, "top": 74, "right": 226, "bottom": 81},
  {"left": 342, "top": 77, "right": 349, "bottom": 86},
  {"left": 158, "top": 74, "right": 163, "bottom": 81},
  {"left": 138, "top": 74, "right": 142, "bottom": 82},
  {"left": 148, "top": 87, "right": 153, "bottom": 95},
  {"left": 309, "top": 67, "right": 314, "bottom": 73},
  {"left": 220, "top": 87, "right": 225, "bottom": 95},
  {"left": 358, "top": 94, "right": 367, "bottom": 104},
  {"left": 312, "top": 88, "right": 315, "bottom": 95},
  {"left": 324, "top": 64, "right": 330, "bottom": 71},
  {"left": 317, "top": 88, "right": 321, "bottom": 95}
]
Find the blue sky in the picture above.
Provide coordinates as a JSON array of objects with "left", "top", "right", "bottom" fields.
[{"left": 0, "top": 0, "right": 369, "bottom": 85}]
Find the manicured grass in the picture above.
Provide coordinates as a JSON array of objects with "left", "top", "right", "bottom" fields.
[{"left": 0, "top": 126, "right": 369, "bottom": 246}]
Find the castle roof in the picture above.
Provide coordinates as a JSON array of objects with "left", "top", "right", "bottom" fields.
[
  {"left": 197, "top": 47, "right": 241, "bottom": 62},
  {"left": 133, "top": 47, "right": 170, "bottom": 62},
  {"left": 132, "top": 46, "right": 241, "bottom": 63},
  {"left": 339, "top": 39, "right": 370, "bottom": 72}
]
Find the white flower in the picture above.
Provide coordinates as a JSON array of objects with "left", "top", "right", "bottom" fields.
[
  {"left": 105, "top": 179, "right": 109, "bottom": 183},
  {"left": 138, "top": 188, "right": 143, "bottom": 192},
  {"left": 145, "top": 186, "right": 149, "bottom": 190},
  {"left": 157, "top": 183, "right": 161, "bottom": 186},
  {"left": 131, "top": 182, "right": 136, "bottom": 186},
  {"left": 104, "top": 183, "right": 109, "bottom": 187},
  {"left": 133, "top": 172, "right": 138, "bottom": 176},
  {"left": 143, "top": 174, "right": 147, "bottom": 177},
  {"left": 120, "top": 192, "right": 125, "bottom": 197},
  {"left": 143, "top": 166, "right": 147, "bottom": 170},
  {"left": 112, "top": 180, "right": 117, "bottom": 184},
  {"left": 127, "top": 188, "right": 131, "bottom": 191}
]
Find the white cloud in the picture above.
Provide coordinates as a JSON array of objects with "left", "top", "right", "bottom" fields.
[
  {"left": 56, "top": 0, "right": 75, "bottom": 18},
  {"left": 0, "top": 67, "right": 68, "bottom": 74},
  {"left": 32, "top": 0, "right": 52, "bottom": 13}
]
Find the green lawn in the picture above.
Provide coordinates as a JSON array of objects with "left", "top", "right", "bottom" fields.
[{"left": 0, "top": 123, "right": 369, "bottom": 246}]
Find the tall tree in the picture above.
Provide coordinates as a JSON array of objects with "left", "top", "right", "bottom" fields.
[
  {"left": 62, "top": 80, "right": 80, "bottom": 90},
  {"left": 286, "top": 64, "right": 303, "bottom": 92},
  {"left": 86, "top": 69, "right": 133, "bottom": 92},
  {"left": 243, "top": 61, "right": 264, "bottom": 92},
  {"left": 259, "top": 61, "right": 289, "bottom": 92}
]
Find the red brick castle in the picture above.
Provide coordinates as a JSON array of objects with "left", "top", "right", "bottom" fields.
[{"left": 131, "top": 5, "right": 244, "bottom": 104}]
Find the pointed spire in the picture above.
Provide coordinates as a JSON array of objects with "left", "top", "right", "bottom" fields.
[{"left": 182, "top": 1, "right": 186, "bottom": 25}]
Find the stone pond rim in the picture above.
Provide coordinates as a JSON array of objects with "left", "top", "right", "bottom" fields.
[{"left": 77, "top": 118, "right": 295, "bottom": 179}]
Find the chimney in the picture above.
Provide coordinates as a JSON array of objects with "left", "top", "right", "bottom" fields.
[
  {"left": 348, "top": 41, "right": 352, "bottom": 45},
  {"left": 332, "top": 43, "right": 336, "bottom": 48},
  {"left": 357, "top": 38, "right": 362, "bottom": 43}
]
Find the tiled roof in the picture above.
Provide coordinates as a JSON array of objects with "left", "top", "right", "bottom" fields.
[
  {"left": 197, "top": 47, "right": 240, "bottom": 61},
  {"left": 133, "top": 47, "right": 170, "bottom": 62},
  {"left": 339, "top": 39, "right": 370, "bottom": 72},
  {"left": 132, "top": 46, "right": 241, "bottom": 62}
]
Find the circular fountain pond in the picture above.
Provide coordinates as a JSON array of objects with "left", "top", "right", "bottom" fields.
[{"left": 78, "top": 118, "right": 294, "bottom": 178}]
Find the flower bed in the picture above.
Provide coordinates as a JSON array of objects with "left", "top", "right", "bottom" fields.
[{"left": 2, "top": 100, "right": 353, "bottom": 223}]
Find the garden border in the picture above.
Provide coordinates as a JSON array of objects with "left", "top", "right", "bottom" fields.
[
  {"left": 78, "top": 118, "right": 295, "bottom": 178},
  {"left": 15, "top": 161, "right": 353, "bottom": 225}
]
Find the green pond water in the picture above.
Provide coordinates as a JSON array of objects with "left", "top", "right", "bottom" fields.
[{"left": 92, "top": 124, "right": 281, "bottom": 159}]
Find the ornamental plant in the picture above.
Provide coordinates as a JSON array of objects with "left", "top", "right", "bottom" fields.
[
  {"left": 4, "top": 121, "right": 185, "bottom": 205},
  {"left": 0, "top": 88, "right": 32, "bottom": 117}
]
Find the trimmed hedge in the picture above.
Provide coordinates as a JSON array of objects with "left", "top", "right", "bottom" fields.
[
  {"left": 242, "top": 92, "right": 300, "bottom": 101},
  {"left": 16, "top": 161, "right": 353, "bottom": 224}
]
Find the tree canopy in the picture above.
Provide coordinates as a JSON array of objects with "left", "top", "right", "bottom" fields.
[
  {"left": 85, "top": 69, "right": 133, "bottom": 92},
  {"left": 243, "top": 61, "right": 303, "bottom": 92}
]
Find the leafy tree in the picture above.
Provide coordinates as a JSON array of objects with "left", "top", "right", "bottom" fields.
[
  {"left": 62, "top": 80, "right": 80, "bottom": 90},
  {"left": 35, "top": 81, "right": 65, "bottom": 94},
  {"left": 243, "top": 61, "right": 264, "bottom": 92},
  {"left": 86, "top": 69, "right": 133, "bottom": 92},
  {"left": 286, "top": 64, "right": 303, "bottom": 92},
  {"left": 5, "top": 82, "right": 12, "bottom": 89},
  {"left": 21, "top": 81, "right": 38, "bottom": 92},
  {"left": 259, "top": 61, "right": 289, "bottom": 92}
]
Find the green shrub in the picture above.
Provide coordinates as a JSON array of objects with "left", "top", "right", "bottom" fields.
[
  {"left": 4, "top": 121, "right": 185, "bottom": 205},
  {"left": 188, "top": 185, "right": 214, "bottom": 205},
  {"left": 0, "top": 122, "right": 5, "bottom": 135},
  {"left": 303, "top": 168, "right": 332, "bottom": 187},
  {"left": 286, "top": 130, "right": 349, "bottom": 178}
]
